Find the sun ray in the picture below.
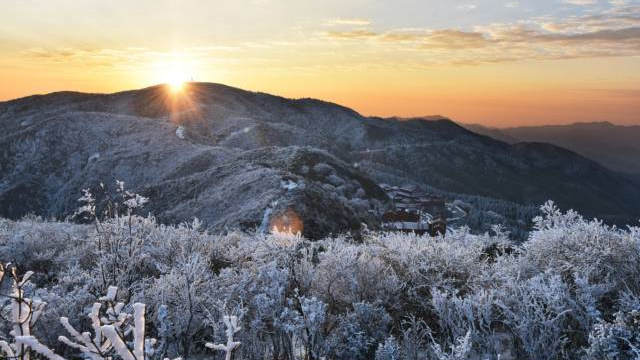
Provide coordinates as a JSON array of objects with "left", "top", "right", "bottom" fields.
[
  {"left": 168, "top": 78, "right": 185, "bottom": 93},
  {"left": 153, "top": 56, "right": 195, "bottom": 93}
]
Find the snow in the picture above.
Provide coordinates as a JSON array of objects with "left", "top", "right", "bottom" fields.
[
  {"left": 133, "top": 303, "right": 146, "bottom": 360},
  {"left": 18, "top": 270, "right": 34, "bottom": 286},
  {"left": 102, "top": 325, "right": 135, "bottom": 360},
  {"left": 15, "top": 336, "right": 66, "bottom": 360},
  {"left": 1, "top": 200, "right": 640, "bottom": 359},
  {"left": 205, "top": 315, "right": 241, "bottom": 360},
  {"left": 226, "top": 126, "right": 254, "bottom": 140},
  {"left": 326, "top": 174, "right": 345, "bottom": 187},
  {"left": 312, "top": 163, "right": 333, "bottom": 176},
  {"left": 259, "top": 204, "right": 274, "bottom": 234},
  {"left": 0, "top": 341, "right": 14, "bottom": 358},
  {"left": 176, "top": 125, "right": 185, "bottom": 139},
  {"left": 280, "top": 179, "right": 298, "bottom": 191},
  {"left": 100, "top": 286, "right": 118, "bottom": 301}
]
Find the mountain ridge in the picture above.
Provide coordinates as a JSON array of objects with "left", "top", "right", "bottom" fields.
[
  {"left": 464, "top": 122, "right": 640, "bottom": 175},
  {"left": 2, "top": 82, "right": 640, "bottom": 237}
]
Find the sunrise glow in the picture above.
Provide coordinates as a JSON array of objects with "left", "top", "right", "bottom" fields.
[
  {"left": 168, "top": 79, "right": 185, "bottom": 93},
  {"left": 1, "top": 0, "right": 639, "bottom": 127},
  {"left": 154, "top": 58, "right": 194, "bottom": 93}
]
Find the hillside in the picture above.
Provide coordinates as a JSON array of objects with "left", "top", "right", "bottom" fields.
[
  {"left": 2, "top": 83, "right": 640, "bottom": 236},
  {"left": 465, "top": 122, "right": 640, "bottom": 175}
]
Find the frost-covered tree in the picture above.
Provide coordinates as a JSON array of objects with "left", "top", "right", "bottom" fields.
[
  {"left": 375, "top": 336, "right": 400, "bottom": 360},
  {"left": 205, "top": 315, "right": 242, "bottom": 360},
  {"left": 0, "top": 268, "right": 179, "bottom": 360},
  {"left": 0, "top": 264, "right": 59, "bottom": 360},
  {"left": 326, "top": 302, "right": 392, "bottom": 360},
  {"left": 1, "top": 194, "right": 639, "bottom": 360},
  {"left": 584, "top": 291, "right": 640, "bottom": 360},
  {"left": 55, "top": 286, "right": 171, "bottom": 360},
  {"left": 430, "top": 330, "right": 472, "bottom": 360},
  {"left": 143, "top": 251, "right": 212, "bottom": 357}
]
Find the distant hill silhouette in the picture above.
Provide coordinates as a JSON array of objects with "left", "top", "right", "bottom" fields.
[{"left": 465, "top": 122, "right": 640, "bottom": 175}]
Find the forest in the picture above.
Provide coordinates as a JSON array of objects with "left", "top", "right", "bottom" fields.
[{"left": 0, "top": 184, "right": 639, "bottom": 360}]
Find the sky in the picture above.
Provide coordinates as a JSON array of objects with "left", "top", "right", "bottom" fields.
[{"left": 1, "top": 0, "right": 639, "bottom": 127}]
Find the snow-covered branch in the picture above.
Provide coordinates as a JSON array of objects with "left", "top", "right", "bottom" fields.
[{"left": 205, "top": 315, "right": 241, "bottom": 360}]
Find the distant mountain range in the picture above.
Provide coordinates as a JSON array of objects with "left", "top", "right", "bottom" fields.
[
  {"left": 2, "top": 83, "right": 639, "bottom": 238},
  {"left": 464, "top": 122, "right": 640, "bottom": 175}
]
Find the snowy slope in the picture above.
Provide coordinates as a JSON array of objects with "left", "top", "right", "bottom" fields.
[{"left": 1, "top": 83, "right": 639, "bottom": 233}]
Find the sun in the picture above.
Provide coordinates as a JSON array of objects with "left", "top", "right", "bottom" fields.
[
  {"left": 166, "top": 68, "right": 188, "bottom": 93},
  {"left": 168, "top": 77, "right": 185, "bottom": 93},
  {"left": 153, "top": 57, "right": 194, "bottom": 93}
]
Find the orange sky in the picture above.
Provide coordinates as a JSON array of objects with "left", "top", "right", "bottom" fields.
[{"left": 1, "top": 0, "right": 639, "bottom": 127}]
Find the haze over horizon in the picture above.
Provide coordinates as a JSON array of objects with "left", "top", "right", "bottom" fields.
[{"left": 2, "top": 0, "right": 640, "bottom": 127}]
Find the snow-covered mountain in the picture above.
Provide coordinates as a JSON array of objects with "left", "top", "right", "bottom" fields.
[{"left": 2, "top": 83, "right": 639, "bottom": 237}]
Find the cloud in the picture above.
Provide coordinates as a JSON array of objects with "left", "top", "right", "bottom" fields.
[
  {"left": 457, "top": 4, "right": 478, "bottom": 11},
  {"left": 19, "top": 47, "right": 136, "bottom": 67},
  {"left": 24, "top": 47, "right": 77, "bottom": 59},
  {"left": 325, "top": 28, "right": 490, "bottom": 49},
  {"left": 543, "top": 26, "right": 640, "bottom": 42},
  {"left": 610, "top": 0, "right": 628, "bottom": 5},
  {"left": 538, "top": 7, "right": 640, "bottom": 33},
  {"left": 323, "top": 4, "right": 640, "bottom": 65},
  {"left": 15, "top": 4, "right": 640, "bottom": 70},
  {"left": 564, "top": 0, "right": 598, "bottom": 5},
  {"left": 17, "top": 46, "right": 243, "bottom": 69},
  {"left": 324, "top": 18, "right": 371, "bottom": 26},
  {"left": 380, "top": 29, "right": 491, "bottom": 49},
  {"left": 325, "top": 29, "right": 377, "bottom": 39}
]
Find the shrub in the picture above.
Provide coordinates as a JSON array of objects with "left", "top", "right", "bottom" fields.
[{"left": 1, "top": 194, "right": 639, "bottom": 359}]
